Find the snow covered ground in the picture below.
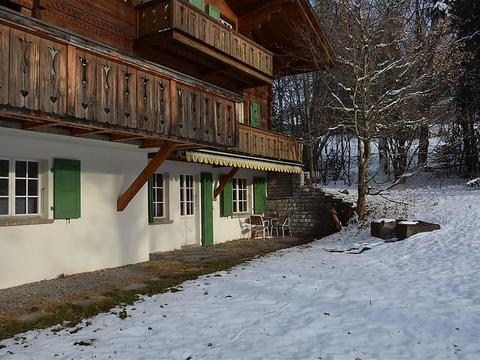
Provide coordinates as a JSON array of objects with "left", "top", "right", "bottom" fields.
[{"left": 1, "top": 178, "right": 480, "bottom": 360}]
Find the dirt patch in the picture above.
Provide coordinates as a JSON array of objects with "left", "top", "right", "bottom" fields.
[{"left": 0, "top": 236, "right": 314, "bottom": 340}]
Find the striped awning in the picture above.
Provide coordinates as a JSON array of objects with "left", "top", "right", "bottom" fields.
[{"left": 185, "top": 151, "right": 303, "bottom": 174}]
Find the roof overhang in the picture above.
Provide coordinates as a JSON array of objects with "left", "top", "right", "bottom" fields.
[
  {"left": 184, "top": 150, "right": 303, "bottom": 174},
  {"left": 227, "top": 0, "right": 336, "bottom": 77}
]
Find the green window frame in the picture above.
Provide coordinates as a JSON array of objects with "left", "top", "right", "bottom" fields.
[
  {"left": 206, "top": 4, "right": 220, "bottom": 20},
  {"left": 53, "top": 159, "right": 81, "bottom": 220},
  {"left": 188, "top": 0, "right": 205, "bottom": 11}
]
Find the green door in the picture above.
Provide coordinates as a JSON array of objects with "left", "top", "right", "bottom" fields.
[{"left": 201, "top": 173, "right": 214, "bottom": 246}]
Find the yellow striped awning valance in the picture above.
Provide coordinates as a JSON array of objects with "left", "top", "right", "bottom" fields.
[{"left": 185, "top": 151, "right": 303, "bottom": 174}]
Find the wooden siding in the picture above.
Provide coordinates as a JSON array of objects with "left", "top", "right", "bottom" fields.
[
  {"left": 137, "top": 0, "right": 273, "bottom": 77},
  {"left": 237, "top": 124, "right": 303, "bottom": 163},
  {"left": 37, "top": 0, "right": 136, "bottom": 52},
  {"left": 0, "top": 14, "right": 238, "bottom": 148}
]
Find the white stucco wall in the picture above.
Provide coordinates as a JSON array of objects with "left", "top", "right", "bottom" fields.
[
  {"left": 148, "top": 163, "right": 258, "bottom": 253},
  {"left": 0, "top": 127, "right": 265, "bottom": 289}
]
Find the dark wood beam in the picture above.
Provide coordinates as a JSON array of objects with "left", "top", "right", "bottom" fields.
[
  {"left": 22, "top": 121, "right": 59, "bottom": 130},
  {"left": 71, "top": 128, "right": 108, "bottom": 137},
  {"left": 117, "top": 143, "right": 177, "bottom": 212},
  {"left": 111, "top": 133, "right": 145, "bottom": 142},
  {"left": 214, "top": 167, "right": 239, "bottom": 199}
]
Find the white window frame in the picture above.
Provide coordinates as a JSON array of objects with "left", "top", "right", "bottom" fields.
[
  {"left": 232, "top": 178, "right": 248, "bottom": 214},
  {"left": 237, "top": 102, "right": 244, "bottom": 124},
  {"left": 180, "top": 174, "right": 195, "bottom": 217},
  {"left": 0, "top": 158, "right": 41, "bottom": 217},
  {"left": 152, "top": 173, "right": 166, "bottom": 219}
]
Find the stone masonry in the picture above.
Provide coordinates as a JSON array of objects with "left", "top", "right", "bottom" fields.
[{"left": 266, "top": 173, "right": 356, "bottom": 237}]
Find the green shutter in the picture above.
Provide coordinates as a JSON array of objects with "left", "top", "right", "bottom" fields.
[
  {"left": 201, "top": 173, "right": 214, "bottom": 246},
  {"left": 189, "top": 0, "right": 205, "bottom": 11},
  {"left": 206, "top": 4, "right": 220, "bottom": 20},
  {"left": 54, "top": 159, "right": 81, "bottom": 220},
  {"left": 220, "top": 175, "right": 233, "bottom": 217},
  {"left": 249, "top": 102, "right": 261, "bottom": 128},
  {"left": 148, "top": 176, "right": 154, "bottom": 224},
  {"left": 253, "top": 177, "right": 266, "bottom": 215}
]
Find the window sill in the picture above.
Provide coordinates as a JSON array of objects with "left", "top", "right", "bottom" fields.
[
  {"left": 231, "top": 213, "right": 253, "bottom": 219},
  {"left": 149, "top": 218, "right": 174, "bottom": 225},
  {"left": 0, "top": 217, "right": 54, "bottom": 227}
]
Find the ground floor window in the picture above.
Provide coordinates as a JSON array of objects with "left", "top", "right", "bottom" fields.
[
  {"left": 0, "top": 159, "right": 40, "bottom": 216},
  {"left": 152, "top": 173, "right": 165, "bottom": 219},
  {"left": 232, "top": 178, "right": 248, "bottom": 213},
  {"left": 180, "top": 174, "right": 194, "bottom": 216}
]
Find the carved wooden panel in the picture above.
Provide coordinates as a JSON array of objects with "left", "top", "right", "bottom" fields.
[
  {"left": 225, "top": 101, "right": 235, "bottom": 146},
  {"left": 117, "top": 65, "right": 137, "bottom": 128},
  {"left": 39, "top": 38, "right": 67, "bottom": 115},
  {"left": 155, "top": 76, "right": 170, "bottom": 135},
  {"left": 173, "top": 83, "right": 187, "bottom": 138},
  {"left": 136, "top": 71, "right": 156, "bottom": 132},
  {"left": 214, "top": 97, "right": 225, "bottom": 145},
  {"left": 96, "top": 58, "right": 118, "bottom": 124},
  {"left": 8, "top": 29, "right": 40, "bottom": 110},
  {"left": 187, "top": 88, "right": 201, "bottom": 140},
  {"left": 0, "top": 24, "right": 9, "bottom": 105},
  {"left": 74, "top": 50, "right": 97, "bottom": 120},
  {"left": 201, "top": 94, "right": 214, "bottom": 144}
]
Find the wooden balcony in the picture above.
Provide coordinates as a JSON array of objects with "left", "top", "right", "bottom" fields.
[
  {"left": 236, "top": 124, "right": 303, "bottom": 163},
  {"left": 0, "top": 8, "right": 239, "bottom": 149},
  {"left": 135, "top": 0, "right": 274, "bottom": 90}
]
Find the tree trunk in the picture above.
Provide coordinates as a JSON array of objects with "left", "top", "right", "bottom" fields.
[
  {"left": 461, "top": 115, "right": 478, "bottom": 176},
  {"left": 393, "top": 132, "right": 407, "bottom": 181},
  {"left": 418, "top": 125, "right": 429, "bottom": 167},
  {"left": 378, "top": 137, "right": 389, "bottom": 176},
  {"left": 357, "top": 139, "right": 371, "bottom": 222}
]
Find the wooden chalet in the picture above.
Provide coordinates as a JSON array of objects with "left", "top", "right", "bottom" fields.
[{"left": 0, "top": 0, "right": 334, "bottom": 289}]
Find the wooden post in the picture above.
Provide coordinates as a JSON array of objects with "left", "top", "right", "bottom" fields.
[
  {"left": 214, "top": 167, "right": 239, "bottom": 198},
  {"left": 117, "top": 143, "right": 177, "bottom": 212}
]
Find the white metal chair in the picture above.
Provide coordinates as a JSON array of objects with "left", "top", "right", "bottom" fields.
[
  {"left": 275, "top": 216, "right": 292, "bottom": 237},
  {"left": 250, "top": 215, "right": 269, "bottom": 239}
]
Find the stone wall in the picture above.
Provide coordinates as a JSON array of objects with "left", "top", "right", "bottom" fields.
[{"left": 266, "top": 173, "right": 356, "bottom": 237}]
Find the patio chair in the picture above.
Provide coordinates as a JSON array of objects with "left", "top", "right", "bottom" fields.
[
  {"left": 250, "top": 215, "right": 269, "bottom": 240},
  {"left": 275, "top": 216, "right": 292, "bottom": 238}
]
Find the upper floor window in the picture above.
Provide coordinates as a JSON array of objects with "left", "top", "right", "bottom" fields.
[
  {"left": 237, "top": 102, "right": 244, "bottom": 124},
  {"left": 0, "top": 158, "right": 40, "bottom": 216},
  {"left": 232, "top": 178, "right": 248, "bottom": 214},
  {"left": 180, "top": 174, "right": 194, "bottom": 216}
]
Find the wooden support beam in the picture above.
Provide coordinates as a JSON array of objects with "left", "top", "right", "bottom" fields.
[
  {"left": 23, "top": 121, "right": 59, "bottom": 130},
  {"left": 71, "top": 128, "right": 108, "bottom": 137},
  {"left": 111, "top": 133, "right": 145, "bottom": 142},
  {"left": 117, "top": 143, "right": 177, "bottom": 212},
  {"left": 214, "top": 167, "right": 239, "bottom": 199}
]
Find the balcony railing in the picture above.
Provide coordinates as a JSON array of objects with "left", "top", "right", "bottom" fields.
[
  {"left": 0, "top": 10, "right": 239, "bottom": 148},
  {"left": 237, "top": 124, "right": 303, "bottom": 163},
  {"left": 137, "top": 0, "right": 274, "bottom": 77}
]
